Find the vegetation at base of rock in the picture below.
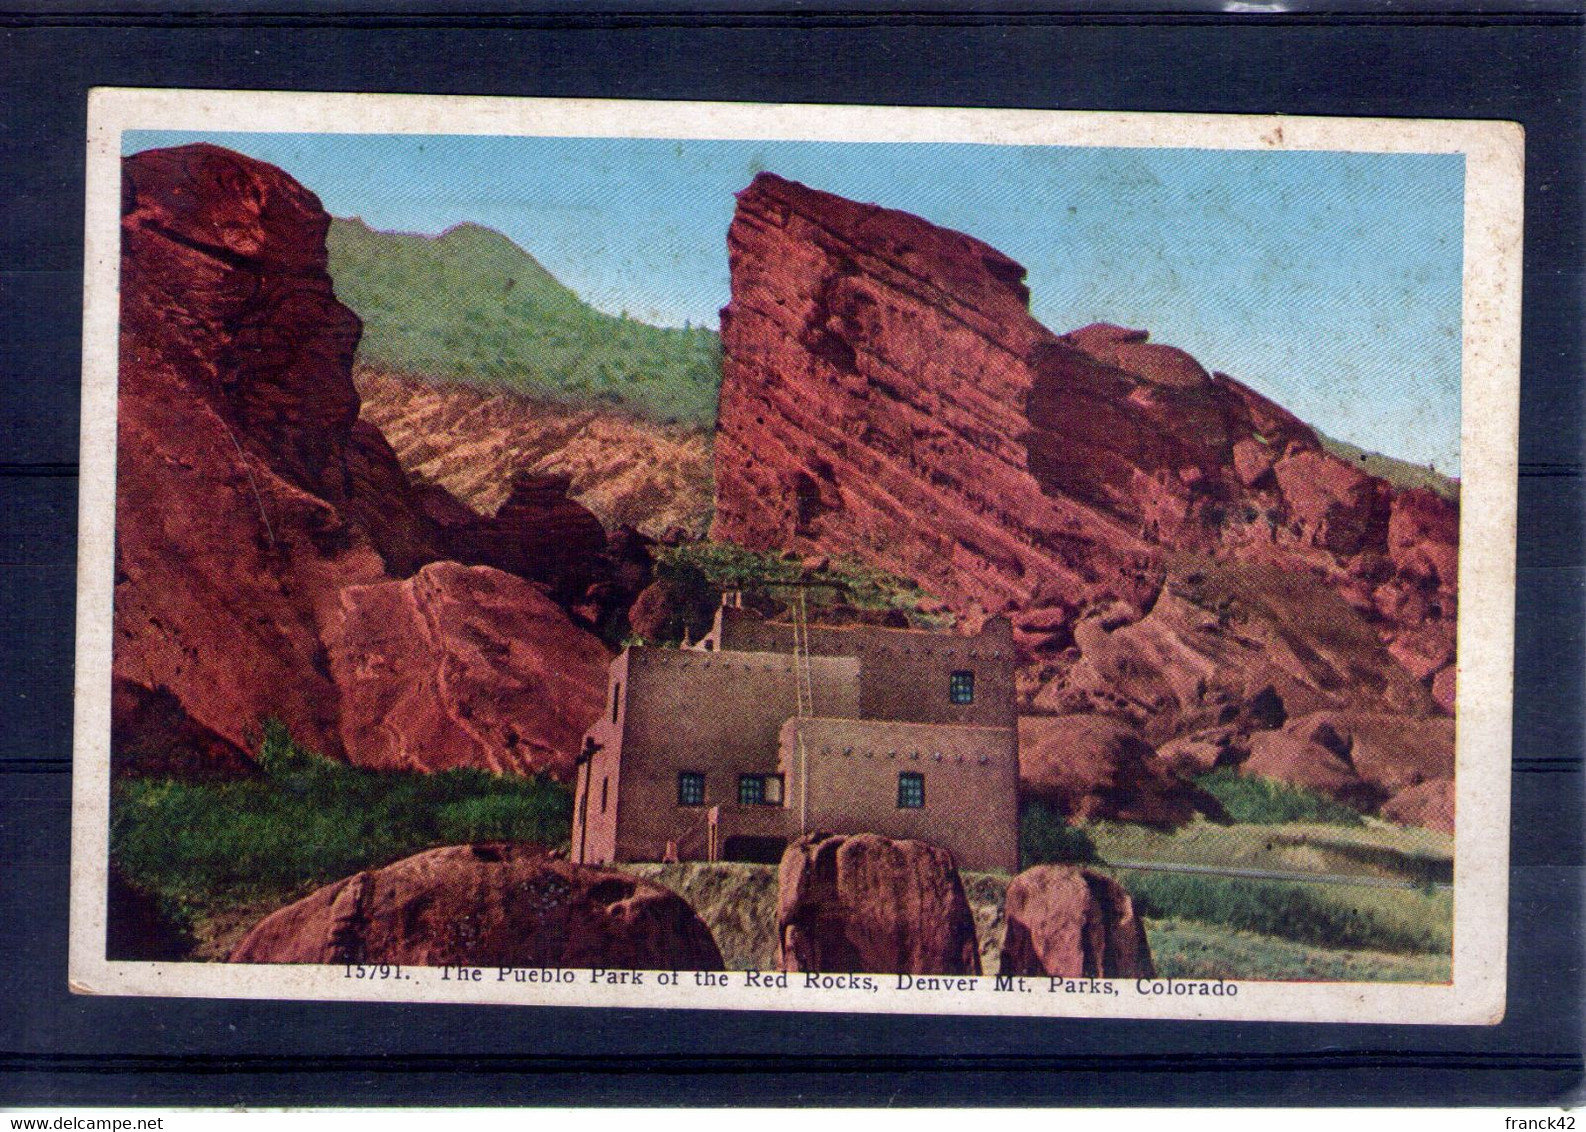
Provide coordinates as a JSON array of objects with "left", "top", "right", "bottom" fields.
[
  {"left": 647, "top": 540, "right": 951, "bottom": 642},
  {"left": 1018, "top": 799, "right": 1101, "bottom": 870},
  {"left": 1194, "top": 768, "right": 1366, "bottom": 827},
  {"left": 1319, "top": 433, "right": 1459, "bottom": 503},
  {"left": 1085, "top": 818, "right": 1452, "bottom": 887},
  {"left": 1113, "top": 869, "right": 1451, "bottom": 955},
  {"left": 1146, "top": 918, "right": 1451, "bottom": 983},
  {"left": 110, "top": 719, "right": 572, "bottom": 941},
  {"left": 327, "top": 218, "right": 723, "bottom": 427},
  {"left": 623, "top": 862, "right": 781, "bottom": 970}
]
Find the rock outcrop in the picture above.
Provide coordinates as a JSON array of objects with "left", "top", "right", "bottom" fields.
[
  {"left": 1017, "top": 716, "right": 1223, "bottom": 828},
  {"left": 1241, "top": 710, "right": 1455, "bottom": 812},
  {"left": 998, "top": 866, "right": 1155, "bottom": 978},
  {"left": 326, "top": 562, "right": 611, "bottom": 778},
  {"left": 116, "top": 143, "right": 391, "bottom": 767},
  {"left": 231, "top": 843, "right": 725, "bottom": 969},
  {"left": 355, "top": 366, "right": 715, "bottom": 540},
  {"left": 1381, "top": 778, "right": 1456, "bottom": 835},
  {"left": 777, "top": 833, "right": 980, "bottom": 975},
  {"left": 712, "top": 173, "right": 1460, "bottom": 818},
  {"left": 113, "top": 144, "right": 612, "bottom": 777}
]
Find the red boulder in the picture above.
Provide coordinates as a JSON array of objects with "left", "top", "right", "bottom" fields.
[
  {"left": 1381, "top": 778, "right": 1456, "bottom": 835},
  {"left": 1388, "top": 487, "right": 1459, "bottom": 588},
  {"left": 1242, "top": 729, "right": 1382, "bottom": 810},
  {"left": 1018, "top": 715, "right": 1222, "bottom": 828},
  {"left": 326, "top": 561, "right": 611, "bottom": 780},
  {"left": 999, "top": 865, "right": 1155, "bottom": 978},
  {"left": 231, "top": 843, "right": 725, "bottom": 969},
  {"left": 778, "top": 832, "right": 980, "bottom": 975}
]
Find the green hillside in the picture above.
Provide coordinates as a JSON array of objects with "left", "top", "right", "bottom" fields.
[
  {"left": 326, "top": 218, "right": 723, "bottom": 426},
  {"left": 1319, "top": 433, "right": 1459, "bottom": 502}
]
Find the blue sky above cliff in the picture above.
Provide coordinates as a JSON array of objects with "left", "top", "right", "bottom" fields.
[{"left": 125, "top": 130, "right": 1464, "bottom": 473}]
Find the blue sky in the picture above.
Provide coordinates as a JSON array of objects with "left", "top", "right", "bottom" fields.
[{"left": 126, "top": 130, "right": 1465, "bottom": 472}]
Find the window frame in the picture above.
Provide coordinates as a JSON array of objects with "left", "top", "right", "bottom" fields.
[
  {"left": 949, "top": 669, "right": 976, "bottom": 705},
  {"left": 897, "top": 771, "right": 926, "bottom": 809},
  {"left": 736, "top": 773, "right": 784, "bottom": 807},
  {"left": 677, "top": 770, "right": 706, "bottom": 807}
]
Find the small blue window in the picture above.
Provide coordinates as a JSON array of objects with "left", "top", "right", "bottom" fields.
[
  {"left": 949, "top": 670, "right": 975, "bottom": 704},
  {"left": 898, "top": 772, "right": 925, "bottom": 809},
  {"left": 678, "top": 771, "right": 705, "bottom": 807}
]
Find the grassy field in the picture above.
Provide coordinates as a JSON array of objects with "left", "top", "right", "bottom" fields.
[
  {"left": 1147, "top": 919, "right": 1450, "bottom": 983},
  {"left": 1320, "top": 432, "right": 1459, "bottom": 502},
  {"left": 619, "top": 806, "right": 1452, "bottom": 981},
  {"left": 1085, "top": 817, "right": 1453, "bottom": 885},
  {"left": 110, "top": 720, "right": 572, "bottom": 959},
  {"left": 1194, "top": 767, "right": 1367, "bottom": 826},
  {"left": 1114, "top": 868, "right": 1451, "bottom": 956},
  {"left": 108, "top": 719, "right": 1451, "bottom": 981},
  {"left": 327, "top": 218, "right": 722, "bottom": 426}
]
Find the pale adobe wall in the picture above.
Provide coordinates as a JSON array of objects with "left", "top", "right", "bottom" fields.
[
  {"left": 572, "top": 649, "right": 630, "bottom": 864},
  {"left": 612, "top": 647, "right": 860, "bottom": 862},
  {"left": 780, "top": 717, "right": 1019, "bottom": 873},
  {"left": 713, "top": 607, "right": 1017, "bottom": 728}
]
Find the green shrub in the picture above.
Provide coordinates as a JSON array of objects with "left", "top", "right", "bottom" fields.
[
  {"left": 652, "top": 541, "right": 949, "bottom": 633},
  {"left": 1018, "top": 799, "right": 1099, "bottom": 869},
  {"left": 111, "top": 722, "right": 573, "bottom": 927},
  {"left": 1117, "top": 869, "right": 1451, "bottom": 955},
  {"left": 1195, "top": 767, "right": 1365, "bottom": 826}
]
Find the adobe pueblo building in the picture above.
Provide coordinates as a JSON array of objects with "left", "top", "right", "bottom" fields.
[{"left": 571, "top": 596, "right": 1019, "bottom": 872}]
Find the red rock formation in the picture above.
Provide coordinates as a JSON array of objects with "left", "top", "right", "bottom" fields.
[
  {"left": 116, "top": 143, "right": 391, "bottom": 764},
  {"left": 114, "top": 144, "right": 611, "bottom": 777},
  {"left": 714, "top": 175, "right": 1456, "bottom": 641},
  {"left": 999, "top": 865, "right": 1155, "bottom": 978},
  {"left": 437, "top": 470, "right": 609, "bottom": 600},
  {"left": 342, "top": 418, "right": 449, "bottom": 577},
  {"left": 1039, "top": 559, "right": 1434, "bottom": 743},
  {"left": 1243, "top": 730, "right": 1383, "bottom": 810},
  {"left": 1240, "top": 710, "right": 1455, "bottom": 807},
  {"left": 712, "top": 174, "right": 1461, "bottom": 817},
  {"left": 777, "top": 832, "right": 980, "bottom": 975},
  {"left": 326, "top": 562, "right": 611, "bottom": 778},
  {"left": 1018, "top": 716, "right": 1223, "bottom": 828},
  {"left": 231, "top": 843, "right": 725, "bottom": 969},
  {"left": 1381, "top": 778, "right": 1455, "bottom": 835},
  {"left": 120, "top": 143, "right": 365, "bottom": 501},
  {"left": 355, "top": 366, "right": 715, "bottom": 540}
]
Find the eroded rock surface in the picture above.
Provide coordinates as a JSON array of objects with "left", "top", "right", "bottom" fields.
[
  {"left": 1381, "top": 778, "right": 1456, "bottom": 835},
  {"left": 1242, "top": 711, "right": 1455, "bottom": 810},
  {"left": 999, "top": 865, "right": 1155, "bottom": 978},
  {"left": 326, "top": 562, "right": 611, "bottom": 778},
  {"left": 1017, "top": 716, "right": 1223, "bottom": 828},
  {"left": 778, "top": 832, "right": 980, "bottom": 975},
  {"left": 711, "top": 173, "right": 1460, "bottom": 820},
  {"left": 231, "top": 843, "right": 725, "bottom": 968},
  {"left": 114, "top": 144, "right": 611, "bottom": 777}
]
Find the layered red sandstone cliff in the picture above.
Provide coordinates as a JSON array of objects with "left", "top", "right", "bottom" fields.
[
  {"left": 712, "top": 173, "right": 1458, "bottom": 818},
  {"left": 114, "top": 144, "right": 611, "bottom": 777}
]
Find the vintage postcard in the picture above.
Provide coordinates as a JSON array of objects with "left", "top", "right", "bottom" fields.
[{"left": 70, "top": 89, "right": 1521, "bottom": 1023}]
